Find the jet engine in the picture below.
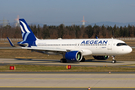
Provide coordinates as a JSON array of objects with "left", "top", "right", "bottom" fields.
[
  {"left": 65, "top": 51, "right": 82, "bottom": 61},
  {"left": 93, "top": 56, "right": 109, "bottom": 60}
]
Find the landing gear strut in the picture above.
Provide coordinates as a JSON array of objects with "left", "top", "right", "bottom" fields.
[
  {"left": 60, "top": 53, "right": 67, "bottom": 63},
  {"left": 111, "top": 56, "right": 116, "bottom": 63},
  {"left": 80, "top": 57, "right": 85, "bottom": 62},
  {"left": 60, "top": 58, "right": 67, "bottom": 63}
]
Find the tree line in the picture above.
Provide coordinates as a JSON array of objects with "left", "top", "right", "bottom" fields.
[{"left": 0, "top": 24, "right": 135, "bottom": 39}]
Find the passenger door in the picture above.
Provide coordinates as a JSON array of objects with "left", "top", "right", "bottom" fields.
[{"left": 107, "top": 40, "right": 112, "bottom": 51}]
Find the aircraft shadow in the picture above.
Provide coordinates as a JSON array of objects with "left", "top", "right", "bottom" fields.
[
  {"left": 14, "top": 58, "right": 123, "bottom": 64},
  {"left": 15, "top": 58, "right": 60, "bottom": 62},
  {"left": 85, "top": 59, "right": 123, "bottom": 63},
  {"left": 85, "top": 59, "right": 109, "bottom": 62}
]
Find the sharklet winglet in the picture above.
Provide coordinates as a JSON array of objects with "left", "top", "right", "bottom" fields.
[{"left": 7, "top": 37, "right": 15, "bottom": 47}]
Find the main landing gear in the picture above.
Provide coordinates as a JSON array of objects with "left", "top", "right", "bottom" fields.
[
  {"left": 111, "top": 56, "right": 116, "bottom": 63},
  {"left": 60, "top": 57, "right": 86, "bottom": 63},
  {"left": 80, "top": 57, "right": 85, "bottom": 62},
  {"left": 60, "top": 58, "right": 67, "bottom": 63}
]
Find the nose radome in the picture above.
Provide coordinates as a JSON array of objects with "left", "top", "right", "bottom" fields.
[
  {"left": 125, "top": 46, "right": 132, "bottom": 53},
  {"left": 123, "top": 46, "right": 132, "bottom": 54},
  {"left": 128, "top": 46, "right": 132, "bottom": 53}
]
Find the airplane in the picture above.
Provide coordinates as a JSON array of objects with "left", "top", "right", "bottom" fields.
[{"left": 7, "top": 19, "right": 132, "bottom": 63}]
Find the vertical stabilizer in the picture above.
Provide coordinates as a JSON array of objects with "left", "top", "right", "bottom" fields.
[
  {"left": 19, "top": 19, "right": 37, "bottom": 41},
  {"left": 18, "top": 19, "right": 37, "bottom": 47}
]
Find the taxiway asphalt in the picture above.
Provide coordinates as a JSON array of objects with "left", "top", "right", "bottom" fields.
[
  {"left": 0, "top": 88, "right": 135, "bottom": 90},
  {"left": 0, "top": 58, "right": 135, "bottom": 89},
  {"left": 0, "top": 58, "right": 135, "bottom": 67},
  {"left": 0, "top": 73, "right": 135, "bottom": 89}
]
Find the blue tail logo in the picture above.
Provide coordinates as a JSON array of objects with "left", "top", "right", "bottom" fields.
[
  {"left": 18, "top": 19, "right": 37, "bottom": 47},
  {"left": 19, "top": 19, "right": 36, "bottom": 41}
]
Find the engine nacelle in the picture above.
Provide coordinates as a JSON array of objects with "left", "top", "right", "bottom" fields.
[
  {"left": 65, "top": 51, "right": 82, "bottom": 61},
  {"left": 93, "top": 56, "right": 109, "bottom": 60}
]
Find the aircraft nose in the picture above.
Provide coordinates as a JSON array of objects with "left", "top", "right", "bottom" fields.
[
  {"left": 128, "top": 46, "right": 132, "bottom": 53},
  {"left": 122, "top": 46, "right": 132, "bottom": 54},
  {"left": 126, "top": 46, "right": 132, "bottom": 53}
]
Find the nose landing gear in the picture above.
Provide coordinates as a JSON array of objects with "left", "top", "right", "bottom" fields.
[{"left": 111, "top": 56, "right": 116, "bottom": 63}]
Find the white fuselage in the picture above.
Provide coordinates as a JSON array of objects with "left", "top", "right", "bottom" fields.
[{"left": 34, "top": 38, "right": 132, "bottom": 56}]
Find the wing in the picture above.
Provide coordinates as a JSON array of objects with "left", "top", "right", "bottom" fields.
[
  {"left": 21, "top": 46, "right": 92, "bottom": 55},
  {"left": 22, "top": 47, "right": 67, "bottom": 52}
]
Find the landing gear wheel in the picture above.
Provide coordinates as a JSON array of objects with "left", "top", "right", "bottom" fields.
[
  {"left": 111, "top": 56, "right": 116, "bottom": 63},
  {"left": 80, "top": 57, "right": 85, "bottom": 62},
  {"left": 60, "top": 58, "right": 67, "bottom": 63},
  {"left": 112, "top": 60, "right": 116, "bottom": 63}
]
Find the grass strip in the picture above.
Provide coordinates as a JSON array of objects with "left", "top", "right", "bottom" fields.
[{"left": 0, "top": 64, "right": 135, "bottom": 72}]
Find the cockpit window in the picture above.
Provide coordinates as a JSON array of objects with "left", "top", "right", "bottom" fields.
[{"left": 117, "top": 43, "right": 127, "bottom": 46}]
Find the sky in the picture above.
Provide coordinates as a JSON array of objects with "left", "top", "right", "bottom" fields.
[{"left": 1, "top": 0, "right": 135, "bottom": 25}]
